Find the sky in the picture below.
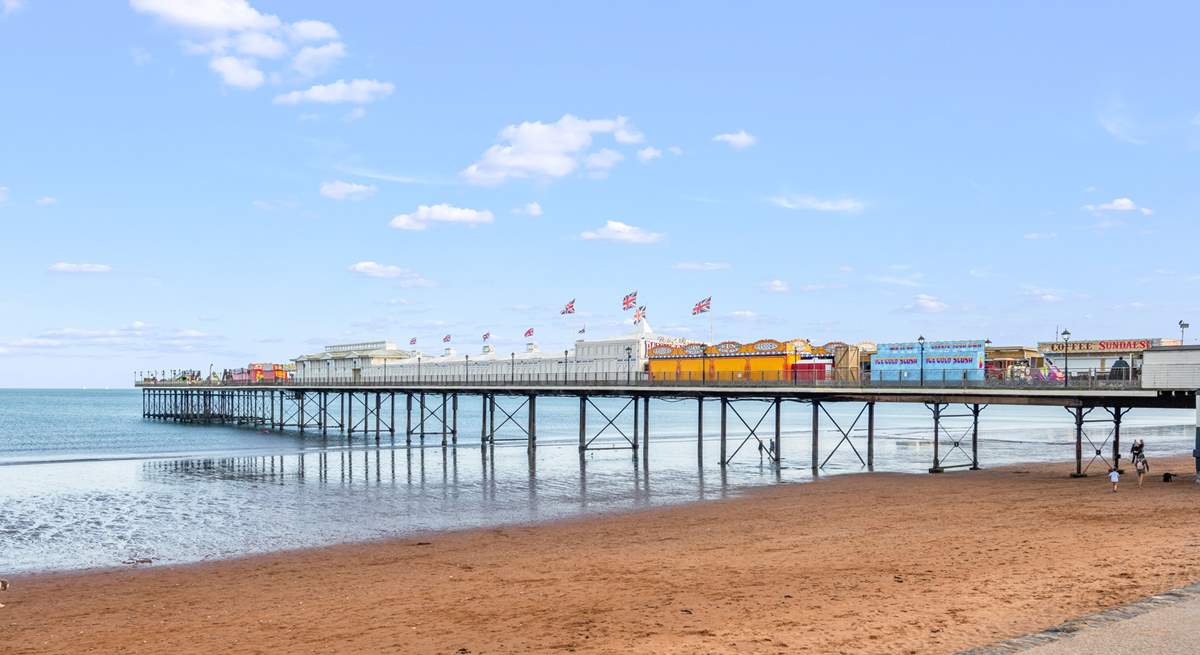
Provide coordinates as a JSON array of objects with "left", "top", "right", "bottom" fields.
[{"left": 2, "top": 1, "right": 1199, "bottom": 387}]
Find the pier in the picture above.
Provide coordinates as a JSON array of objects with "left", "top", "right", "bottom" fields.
[{"left": 137, "top": 374, "right": 1199, "bottom": 477}]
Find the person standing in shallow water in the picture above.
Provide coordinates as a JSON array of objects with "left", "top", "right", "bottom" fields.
[{"left": 1130, "top": 439, "right": 1150, "bottom": 488}]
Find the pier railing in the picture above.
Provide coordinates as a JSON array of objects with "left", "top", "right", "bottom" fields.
[{"left": 136, "top": 367, "right": 1144, "bottom": 391}]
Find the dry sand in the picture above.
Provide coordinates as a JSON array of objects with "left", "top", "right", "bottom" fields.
[{"left": 5, "top": 457, "right": 1200, "bottom": 654}]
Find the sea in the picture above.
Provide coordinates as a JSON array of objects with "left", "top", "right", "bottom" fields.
[{"left": 1, "top": 388, "right": 1195, "bottom": 574}]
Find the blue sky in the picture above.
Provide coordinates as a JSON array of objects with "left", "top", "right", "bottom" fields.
[{"left": 2, "top": 1, "right": 1199, "bottom": 387}]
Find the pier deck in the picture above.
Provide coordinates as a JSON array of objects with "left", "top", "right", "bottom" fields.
[{"left": 136, "top": 375, "right": 1200, "bottom": 477}]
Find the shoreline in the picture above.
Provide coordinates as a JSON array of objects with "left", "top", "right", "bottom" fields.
[{"left": 6, "top": 456, "right": 1200, "bottom": 653}]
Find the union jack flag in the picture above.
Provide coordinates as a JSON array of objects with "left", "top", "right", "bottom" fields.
[
  {"left": 482, "top": 332, "right": 490, "bottom": 341},
  {"left": 622, "top": 290, "right": 638, "bottom": 310},
  {"left": 409, "top": 337, "right": 417, "bottom": 345},
  {"left": 442, "top": 334, "right": 451, "bottom": 343},
  {"left": 633, "top": 305, "right": 646, "bottom": 324},
  {"left": 560, "top": 299, "right": 575, "bottom": 315},
  {"left": 692, "top": 296, "right": 712, "bottom": 315},
  {"left": 524, "top": 327, "right": 535, "bottom": 338}
]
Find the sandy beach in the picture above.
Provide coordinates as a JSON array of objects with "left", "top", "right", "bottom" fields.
[{"left": 5, "top": 456, "right": 1200, "bottom": 654}]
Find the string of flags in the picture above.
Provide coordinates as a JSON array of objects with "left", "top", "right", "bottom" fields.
[{"left": 405, "top": 294, "right": 710, "bottom": 348}]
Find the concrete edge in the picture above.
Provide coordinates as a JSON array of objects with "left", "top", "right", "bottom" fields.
[{"left": 956, "top": 581, "right": 1200, "bottom": 654}]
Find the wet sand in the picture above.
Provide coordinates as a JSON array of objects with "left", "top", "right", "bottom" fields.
[{"left": 5, "top": 457, "right": 1200, "bottom": 654}]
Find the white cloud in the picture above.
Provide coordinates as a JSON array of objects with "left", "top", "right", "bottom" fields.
[
  {"left": 209, "top": 56, "right": 264, "bottom": 89},
  {"left": 461, "top": 114, "right": 644, "bottom": 185},
  {"left": 585, "top": 148, "right": 623, "bottom": 173},
  {"left": 347, "top": 261, "right": 433, "bottom": 286},
  {"left": 513, "top": 201, "right": 543, "bottom": 217},
  {"left": 319, "top": 180, "right": 376, "bottom": 200},
  {"left": 1082, "top": 197, "right": 1153, "bottom": 215},
  {"left": 580, "top": 220, "right": 663, "bottom": 244},
  {"left": 1023, "top": 232, "right": 1057, "bottom": 240},
  {"left": 274, "top": 79, "right": 393, "bottom": 105},
  {"left": 674, "top": 261, "right": 730, "bottom": 271},
  {"left": 130, "top": 0, "right": 281, "bottom": 31},
  {"left": 763, "top": 279, "right": 790, "bottom": 293},
  {"left": 637, "top": 146, "right": 662, "bottom": 162},
  {"left": 1022, "top": 286, "right": 1063, "bottom": 303},
  {"left": 1097, "top": 100, "right": 1145, "bottom": 145},
  {"left": 130, "top": 47, "right": 153, "bottom": 65},
  {"left": 869, "top": 272, "right": 924, "bottom": 287},
  {"left": 770, "top": 194, "right": 864, "bottom": 213},
  {"left": 344, "top": 107, "right": 366, "bottom": 122},
  {"left": 235, "top": 31, "right": 286, "bottom": 58},
  {"left": 49, "top": 262, "right": 112, "bottom": 274},
  {"left": 389, "top": 203, "right": 494, "bottom": 231},
  {"left": 903, "top": 294, "right": 947, "bottom": 313},
  {"left": 36, "top": 196, "right": 57, "bottom": 206},
  {"left": 286, "top": 19, "right": 338, "bottom": 42},
  {"left": 729, "top": 310, "right": 758, "bottom": 321},
  {"left": 292, "top": 41, "right": 345, "bottom": 77},
  {"left": 2, "top": 0, "right": 23, "bottom": 16},
  {"left": 667, "top": 145, "right": 683, "bottom": 156},
  {"left": 0, "top": 186, "right": 8, "bottom": 203},
  {"left": 713, "top": 130, "right": 756, "bottom": 149}
]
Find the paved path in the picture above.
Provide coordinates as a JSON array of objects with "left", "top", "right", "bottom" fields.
[
  {"left": 959, "top": 583, "right": 1200, "bottom": 655},
  {"left": 1020, "top": 594, "right": 1200, "bottom": 654}
]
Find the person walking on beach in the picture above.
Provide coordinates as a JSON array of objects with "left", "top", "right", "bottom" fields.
[
  {"left": 1108, "top": 467, "right": 1120, "bottom": 493},
  {"left": 1131, "top": 439, "right": 1150, "bottom": 488}
]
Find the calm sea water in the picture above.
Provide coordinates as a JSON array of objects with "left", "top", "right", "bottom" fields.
[{"left": 0, "top": 389, "right": 1194, "bottom": 573}]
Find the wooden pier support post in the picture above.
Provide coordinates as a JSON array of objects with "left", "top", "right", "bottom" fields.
[
  {"left": 642, "top": 396, "right": 650, "bottom": 460},
  {"left": 929, "top": 403, "right": 944, "bottom": 473},
  {"left": 299, "top": 393, "right": 306, "bottom": 434},
  {"left": 867, "top": 401, "right": 876, "bottom": 470},
  {"left": 321, "top": 391, "right": 328, "bottom": 435},
  {"left": 489, "top": 395, "right": 496, "bottom": 445},
  {"left": 389, "top": 393, "right": 396, "bottom": 437},
  {"left": 441, "top": 392, "right": 448, "bottom": 447},
  {"left": 1071, "top": 406, "right": 1087, "bottom": 477},
  {"left": 811, "top": 400, "right": 820, "bottom": 470},
  {"left": 719, "top": 397, "right": 728, "bottom": 467},
  {"left": 375, "top": 392, "right": 382, "bottom": 443},
  {"left": 481, "top": 394, "right": 488, "bottom": 445},
  {"left": 632, "top": 396, "right": 640, "bottom": 455},
  {"left": 1111, "top": 407, "right": 1123, "bottom": 473},
  {"left": 773, "top": 397, "right": 781, "bottom": 466},
  {"left": 971, "top": 403, "right": 981, "bottom": 470},
  {"left": 576, "top": 393, "right": 585, "bottom": 448},
  {"left": 405, "top": 393, "right": 412, "bottom": 444},
  {"left": 528, "top": 394, "right": 536, "bottom": 453},
  {"left": 697, "top": 397, "right": 704, "bottom": 460},
  {"left": 346, "top": 392, "right": 352, "bottom": 438},
  {"left": 451, "top": 393, "right": 458, "bottom": 445}
]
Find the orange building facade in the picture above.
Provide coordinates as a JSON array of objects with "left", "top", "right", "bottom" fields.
[{"left": 647, "top": 339, "right": 834, "bottom": 383}]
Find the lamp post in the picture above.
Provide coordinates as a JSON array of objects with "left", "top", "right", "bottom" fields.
[
  {"left": 917, "top": 335, "right": 926, "bottom": 386},
  {"left": 1180, "top": 320, "right": 1190, "bottom": 343},
  {"left": 417, "top": 356, "right": 422, "bottom": 383},
  {"left": 510, "top": 352, "right": 515, "bottom": 382},
  {"left": 1061, "top": 329, "right": 1071, "bottom": 387},
  {"left": 625, "top": 345, "right": 633, "bottom": 384},
  {"left": 465, "top": 354, "right": 469, "bottom": 383},
  {"left": 563, "top": 349, "right": 568, "bottom": 382}
]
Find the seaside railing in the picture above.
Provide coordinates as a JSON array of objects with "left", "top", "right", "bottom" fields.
[{"left": 136, "top": 367, "right": 1146, "bottom": 391}]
